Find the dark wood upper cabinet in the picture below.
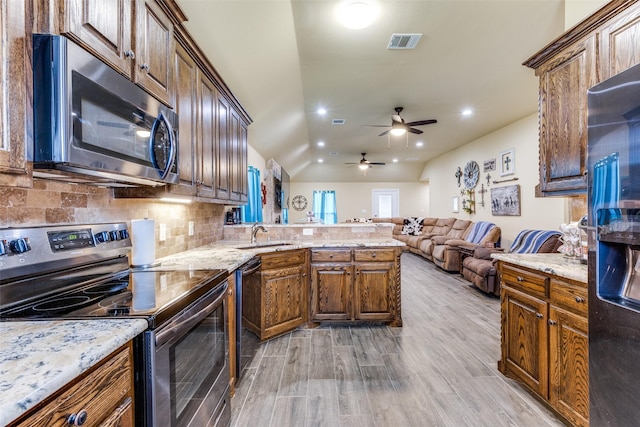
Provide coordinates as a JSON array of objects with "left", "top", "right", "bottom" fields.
[
  {"left": 524, "top": 0, "right": 640, "bottom": 197},
  {"left": 0, "top": 0, "right": 30, "bottom": 187}
]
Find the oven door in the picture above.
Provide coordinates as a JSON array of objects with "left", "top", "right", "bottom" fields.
[{"left": 144, "top": 281, "right": 230, "bottom": 427}]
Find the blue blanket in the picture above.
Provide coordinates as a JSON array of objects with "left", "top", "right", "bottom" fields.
[
  {"left": 510, "top": 229, "right": 560, "bottom": 253},
  {"left": 465, "top": 221, "right": 496, "bottom": 244}
]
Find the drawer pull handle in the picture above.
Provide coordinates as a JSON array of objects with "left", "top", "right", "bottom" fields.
[
  {"left": 536, "top": 313, "right": 544, "bottom": 319},
  {"left": 517, "top": 276, "right": 525, "bottom": 282},
  {"left": 67, "top": 409, "right": 88, "bottom": 426},
  {"left": 548, "top": 319, "right": 557, "bottom": 326},
  {"left": 575, "top": 296, "right": 585, "bottom": 303}
]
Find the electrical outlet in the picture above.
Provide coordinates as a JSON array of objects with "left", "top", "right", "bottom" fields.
[
  {"left": 188, "top": 221, "right": 195, "bottom": 236},
  {"left": 303, "top": 228, "right": 313, "bottom": 236},
  {"left": 159, "top": 223, "right": 167, "bottom": 241}
]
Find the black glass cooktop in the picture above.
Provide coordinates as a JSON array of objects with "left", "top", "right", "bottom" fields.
[{"left": 0, "top": 268, "right": 228, "bottom": 329}]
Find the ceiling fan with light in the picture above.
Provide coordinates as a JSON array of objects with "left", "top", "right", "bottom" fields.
[
  {"left": 345, "top": 153, "right": 385, "bottom": 174},
  {"left": 366, "top": 107, "right": 437, "bottom": 147}
]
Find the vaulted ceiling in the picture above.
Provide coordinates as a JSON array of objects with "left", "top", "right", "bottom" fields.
[{"left": 177, "top": 0, "right": 567, "bottom": 182}]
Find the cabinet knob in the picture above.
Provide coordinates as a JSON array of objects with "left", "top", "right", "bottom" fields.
[
  {"left": 329, "top": 255, "right": 333, "bottom": 258},
  {"left": 575, "top": 296, "right": 585, "bottom": 303},
  {"left": 548, "top": 319, "right": 557, "bottom": 326},
  {"left": 140, "top": 63, "right": 150, "bottom": 72},
  {"left": 536, "top": 312, "right": 544, "bottom": 319},
  {"left": 67, "top": 409, "right": 88, "bottom": 425},
  {"left": 125, "top": 49, "right": 135, "bottom": 59},
  {"left": 372, "top": 253, "right": 376, "bottom": 258},
  {"left": 517, "top": 276, "right": 524, "bottom": 282}
]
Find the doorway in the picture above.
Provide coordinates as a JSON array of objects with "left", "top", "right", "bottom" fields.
[{"left": 372, "top": 189, "right": 399, "bottom": 218}]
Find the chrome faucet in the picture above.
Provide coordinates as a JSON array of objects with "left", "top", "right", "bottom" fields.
[{"left": 251, "top": 223, "right": 268, "bottom": 244}]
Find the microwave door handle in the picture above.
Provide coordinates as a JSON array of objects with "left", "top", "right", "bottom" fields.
[{"left": 155, "top": 281, "right": 228, "bottom": 347}]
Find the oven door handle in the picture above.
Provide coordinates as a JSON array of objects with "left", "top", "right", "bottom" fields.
[{"left": 155, "top": 280, "right": 228, "bottom": 347}]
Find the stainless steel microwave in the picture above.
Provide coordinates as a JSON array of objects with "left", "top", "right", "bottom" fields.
[{"left": 32, "top": 34, "right": 179, "bottom": 187}]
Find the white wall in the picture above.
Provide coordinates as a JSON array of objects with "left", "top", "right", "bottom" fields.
[
  {"left": 420, "top": 114, "right": 568, "bottom": 249},
  {"left": 564, "top": 0, "right": 609, "bottom": 29},
  {"left": 288, "top": 181, "right": 429, "bottom": 223}
]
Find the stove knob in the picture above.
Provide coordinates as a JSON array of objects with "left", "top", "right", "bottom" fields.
[
  {"left": 109, "top": 230, "right": 119, "bottom": 241},
  {"left": 119, "top": 229, "right": 130, "bottom": 240},
  {"left": 9, "top": 238, "right": 30, "bottom": 254},
  {"left": 94, "top": 231, "right": 110, "bottom": 243}
]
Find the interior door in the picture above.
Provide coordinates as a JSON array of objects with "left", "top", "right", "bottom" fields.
[{"left": 372, "top": 189, "right": 399, "bottom": 218}]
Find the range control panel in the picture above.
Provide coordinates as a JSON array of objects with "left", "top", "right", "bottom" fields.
[{"left": 0, "top": 223, "right": 131, "bottom": 278}]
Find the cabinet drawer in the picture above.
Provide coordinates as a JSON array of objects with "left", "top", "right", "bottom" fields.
[
  {"left": 354, "top": 248, "right": 396, "bottom": 262},
  {"left": 501, "top": 264, "right": 549, "bottom": 298},
  {"left": 550, "top": 278, "right": 588, "bottom": 316},
  {"left": 260, "top": 249, "right": 306, "bottom": 269},
  {"left": 311, "top": 249, "right": 351, "bottom": 263},
  {"left": 16, "top": 344, "right": 132, "bottom": 427}
]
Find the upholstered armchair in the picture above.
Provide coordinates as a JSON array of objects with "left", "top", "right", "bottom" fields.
[
  {"left": 431, "top": 221, "right": 501, "bottom": 272},
  {"left": 462, "top": 229, "right": 562, "bottom": 296}
]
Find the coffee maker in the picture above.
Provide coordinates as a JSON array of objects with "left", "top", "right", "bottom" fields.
[{"left": 225, "top": 207, "right": 242, "bottom": 224}]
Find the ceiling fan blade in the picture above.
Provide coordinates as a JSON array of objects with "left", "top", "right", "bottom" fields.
[
  {"left": 405, "top": 119, "right": 437, "bottom": 127},
  {"left": 378, "top": 129, "right": 391, "bottom": 137},
  {"left": 368, "top": 162, "right": 386, "bottom": 165},
  {"left": 407, "top": 127, "right": 423, "bottom": 134},
  {"left": 363, "top": 124, "right": 391, "bottom": 127}
]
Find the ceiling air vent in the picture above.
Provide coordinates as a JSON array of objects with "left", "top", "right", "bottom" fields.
[
  {"left": 387, "top": 33, "right": 422, "bottom": 49},
  {"left": 332, "top": 119, "right": 345, "bottom": 125}
]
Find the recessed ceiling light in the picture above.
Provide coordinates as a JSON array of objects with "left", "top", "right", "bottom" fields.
[
  {"left": 318, "top": 158, "right": 324, "bottom": 163},
  {"left": 462, "top": 108, "right": 473, "bottom": 116},
  {"left": 392, "top": 158, "right": 398, "bottom": 163},
  {"left": 317, "top": 107, "right": 327, "bottom": 115},
  {"left": 318, "top": 141, "right": 325, "bottom": 147},
  {"left": 416, "top": 142, "right": 424, "bottom": 147},
  {"left": 336, "top": 1, "right": 378, "bottom": 29}
]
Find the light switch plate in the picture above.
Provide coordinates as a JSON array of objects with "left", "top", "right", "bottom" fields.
[
  {"left": 188, "top": 221, "right": 195, "bottom": 236},
  {"left": 159, "top": 223, "right": 167, "bottom": 241},
  {"left": 303, "top": 228, "right": 313, "bottom": 236}
]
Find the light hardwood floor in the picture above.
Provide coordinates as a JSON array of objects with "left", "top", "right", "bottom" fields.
[{"left": 231, "top": 252, "right": 565, "bottom": 427}]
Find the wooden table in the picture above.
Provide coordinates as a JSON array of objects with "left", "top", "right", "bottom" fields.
[{"left": 458, "top": 244, "right": 480, "bottom": 274}]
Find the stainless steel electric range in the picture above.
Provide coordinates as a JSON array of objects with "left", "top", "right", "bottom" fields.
[{"left": 0, "top": 223, "right": 231, "bottom": 427}]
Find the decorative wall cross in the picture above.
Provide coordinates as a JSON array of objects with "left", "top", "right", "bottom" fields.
[
  {"left": 486, "top": 173, "right": 491, "bottom": 186},
  {"left": 478, "top": 184, "right": 487, "bottom": 208}
]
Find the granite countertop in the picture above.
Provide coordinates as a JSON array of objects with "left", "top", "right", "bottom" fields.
[
  {"left": 154, "top": 239, "right": 404, "bottom": 272},
  {"left": 491, "top": 253, "right": 588, "bottom": 284},
  {"left": 0, "top": 319, "right": 148, "bottom": 426}
]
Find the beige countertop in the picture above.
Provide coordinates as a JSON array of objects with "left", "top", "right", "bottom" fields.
[
  {"left": 491, "top": 253, "right": 588, "bottom": 284},
  {"left": 0, "top": 319, "right": 148, "bottom": 426}
]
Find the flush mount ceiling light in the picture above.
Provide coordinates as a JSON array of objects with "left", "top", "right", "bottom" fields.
[
  {"left": 317, "top": 107, "right": 327, "bottom": 115},
  {"left": 337, "top": 1, "right": 379, "bottom": 29}
]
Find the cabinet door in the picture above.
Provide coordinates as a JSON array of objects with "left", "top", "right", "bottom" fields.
[
  {"left": 216, "top": 95, "right": 231, "bottom": 200},
  {"left": 501, "top": 287, "right": 548, "bottom": 398},
  {"left": 549, "top": 306, "right": 589, "bottom": 427},
  {"left": 229, "top": 110, "right": 242, "bottom": 202},
  {"left": 134, "top": 0, "right": 173, "bottom": 106},
  {"left": 62, "top": 0, "right": 133, "bottom": 78},
  {"left": 600, "top": 2, "right": 640, "bottom": 79},
  {"left": 537, "top": 34, "right": 596, "bottom": 196},
  {"left": 310, "top": 264, "right": 352, "bottom": 321},
  {"left": 197, "top": 73, "right": 217, "bottom": 198},
  {"left": 354, "top": 262, "right": 395, "bottom": 321},
  {"left": 0, "top": 0, "right": 29, "bottom": 186},
  {"left": 261, "top": 264, "right": 307, "bottom": 340},
  {"left": 170, "top": 41, "right": 197, "bottom": 195}
]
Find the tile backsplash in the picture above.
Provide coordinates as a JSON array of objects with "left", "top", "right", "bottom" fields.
[{"left": 0, "top": 179, "right": 226, "bottom": 259}]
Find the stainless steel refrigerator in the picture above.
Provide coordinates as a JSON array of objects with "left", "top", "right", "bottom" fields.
[{"left": 588, "top": 61, "right": 640, "bottom": 425}]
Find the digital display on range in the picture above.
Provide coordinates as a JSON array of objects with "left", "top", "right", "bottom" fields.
[{"left": 47, "top": 229, "right": 95, "bottom": 251}]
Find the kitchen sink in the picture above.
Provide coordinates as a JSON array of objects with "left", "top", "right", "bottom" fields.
[{"left": 234, "top": 242, "right": 294, "bottom": 250}]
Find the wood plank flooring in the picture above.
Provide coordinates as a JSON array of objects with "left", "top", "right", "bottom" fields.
[{"left": 231, "top": 252, "right": 565, "bottom": 427}]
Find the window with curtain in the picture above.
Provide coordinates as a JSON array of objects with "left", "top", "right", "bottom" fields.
[
  {"left": 313, "top": 190, "right": 337, "bottom": 224},
  {"left": 241, "top": 166, "right": 263, "bottom": 223}
]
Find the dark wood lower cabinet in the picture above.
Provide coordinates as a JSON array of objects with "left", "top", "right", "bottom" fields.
[
  {"left": 243, "top": 246, "right": 403, "bottom": 342},
  {"left": 498, "top": 261, "right": 588, "bottom": 427}
]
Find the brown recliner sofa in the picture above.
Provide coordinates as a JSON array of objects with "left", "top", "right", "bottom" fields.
[
  {"left": 371, "top": 217, "right": 457, "bottom": 257},
  {"left": 462, "top": 229, "right": 562, "bottom": 296},
  {"left": 431, "top": 221, "right": 502, "bottom": 272}
]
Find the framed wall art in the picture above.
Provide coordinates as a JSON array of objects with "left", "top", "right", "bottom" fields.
[
  {"left": 483, "top": 158, "right": 496, "bottom": 172},
  {"left": 491, "top": 184, "right": 521, "bottom": 216},
  {"left": 499, "top": 148, "right": 515, "bottom": 176}
]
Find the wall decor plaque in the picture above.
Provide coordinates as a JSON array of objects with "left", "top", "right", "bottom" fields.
[
  {"left": 483, "top": 158, "right": 496, "bottom": 172},
  {"left": 491, "top": 184, "right": 521, "bottom": 216}
]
